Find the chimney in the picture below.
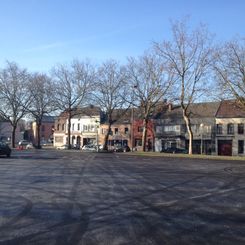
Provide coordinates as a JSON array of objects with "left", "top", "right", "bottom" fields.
[{"left": 168, "top": 103, "right": 173, "bottom": 112}]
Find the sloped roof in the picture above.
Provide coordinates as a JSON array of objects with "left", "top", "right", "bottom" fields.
[
  {"left": 42, "top": 116, "right": 56, "bottom": 123},
  {"left": 154, "top": 104, "right": 183, "bottom": 120},
  {"left": 216, "top": 100, "right": 245, "bottom": 118},
  {"left": 155, "top": 101, "right": 220, "bottom": 119},
  {"left": 187, "top": 102, "right": 220, "bottom": 118},
  {"left": 101, "top": 108, "right": 131, "bottom": 124},
  {"left": 59, "top": 105, "right": 101, "bottom": 118}
]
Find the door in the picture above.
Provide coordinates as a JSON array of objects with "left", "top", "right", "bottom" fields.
[{"left": 218, "top": 140, "right": 232, "bottom": 156}]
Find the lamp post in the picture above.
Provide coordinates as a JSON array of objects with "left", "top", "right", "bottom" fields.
[
  {"left": 131, "top": 106, "right": 134, "bottom": 152},
  {"left": 200, "top": 123, "right": 204, "bottom": 155},
  {"left": 95, "top": 119, "right": 99, "bottom": 152}
]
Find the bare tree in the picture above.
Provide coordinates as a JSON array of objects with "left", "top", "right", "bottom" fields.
[
  {"left": 127, "top": 52, "right": 174, "bottom": 151},
  {"left": 27, "top": 73, "right": 56, "bottom": 148},
  {"left": 52, "top": 60, "right": 94, "bottom": 149},
  {"left": 0, "top": 62, "right": 31, "bottom": 148},
  {"left": 92, "top": 60, "right": 129, "bottom": 150},
  {"left": 214, "top": 38, "right": 245, "bottom": 108},
  {"left": 155, "top": 18, "right": 213, "bottom": 154}
]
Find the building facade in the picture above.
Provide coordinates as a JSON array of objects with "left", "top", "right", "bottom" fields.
[
  {"left": 0, "top": 117, "right": 24, "bottom": 144},
  {"left": 31, "top": 116, "right": 55, "bottom": 145},
  {"left": 53, "top": 106, "right": 101, "bottom": 148},
  {"left": 52, "top": 101, "right": 245, "bottom": 156},
  {"left": 99, "top": 109, "right": 132, "bottom": 150},
  {"left": 215, "top": 100, "right": 245, "bottom": 156},
  {"left": 154, "top": 102, "right": 220, "bottom": 155}
]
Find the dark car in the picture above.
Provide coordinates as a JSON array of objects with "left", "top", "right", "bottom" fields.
[
  {"left": 0, "top": 142, "right": 11, "bottom": 157},
  {"left": 114, "top": 145, "right": 131, "bottom": 152},
  {"left": 161, "top": 147, "right": 188, "bottom": 154}
]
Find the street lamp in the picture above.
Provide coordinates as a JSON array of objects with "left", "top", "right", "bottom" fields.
[
  {"left": 95, "top": 119, "right": 99, "bottom": 152},
  {"left": 200, "top": 123, "right": 204, "bottom": 155}
]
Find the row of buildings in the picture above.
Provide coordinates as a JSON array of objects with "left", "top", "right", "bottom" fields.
[
  {"left": 53, "top": 100, "right": 245, "bottom": 156},
  {"left": 0, "top": 116, "right": 55, "bottom": 147},
  {"left": 1, "top": 100, "right": 244, "bottom": 156}
]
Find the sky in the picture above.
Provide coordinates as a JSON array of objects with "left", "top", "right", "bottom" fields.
[{"left": 0, "top": 0, "right": 245, "bottom": 72}]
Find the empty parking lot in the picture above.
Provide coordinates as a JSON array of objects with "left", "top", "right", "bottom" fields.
[{"left": 0, "top": 150, "right": 244, "bottom": 244}]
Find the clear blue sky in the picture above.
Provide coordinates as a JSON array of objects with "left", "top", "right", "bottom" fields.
[{"left": 0, "top": 0, "right": 244, "bottom": 72}]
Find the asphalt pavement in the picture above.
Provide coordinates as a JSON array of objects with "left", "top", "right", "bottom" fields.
[{"left": 0, "top": 149, "right": 244, "bottom": 245}]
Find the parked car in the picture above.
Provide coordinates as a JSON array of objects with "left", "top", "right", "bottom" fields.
[
  {"left": 114, "top": 145, "right": 131, "bottom": 152},
  {"left": 72, "top": 144, "right": 81, "bottom": 150},
  {"left": 18, "top": 140, "right": 32, "bottom": 149},
  {"left": 0, "top": 142, "right": 11, "bottom": 157},
  {"left": 161, "top": 147, "right": 188, "bottom": 154},
  {"left": 81, "top": 145, "right": 97, "bottom": 152},
  {"left": 56, "top": 144, "right": 68, "bottom": 150},
  {"left": 26, "top": 143, "right": 34, "bottom": 149}
]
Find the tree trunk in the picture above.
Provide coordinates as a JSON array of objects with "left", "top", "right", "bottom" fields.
[
  {"left": 11, "top": 125, "right": 16, "bottom": 148},
  {"left": 67, "top": 111, "right": 72, "bottom": 149},
  {"left": 182, "top": 108, "right": 193, "bottom": 154},
  {"left": 142, "top": 118, "right": 148, "bottom": 152},
  {"left": 36, "top": 121, "right": 41, "bottom": 149},
  {"left": 103, "top": 123, "right": 112, "bottom": 151}
]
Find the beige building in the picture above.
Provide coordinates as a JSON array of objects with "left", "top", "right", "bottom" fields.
[
  {"left": 53, "top": 106, "right": 101, "bottom": 148},
  {"left": 215, "top": 100, "right": 245, "bottom": 156},
  {"left": 99, "top": 109, "right": 132, "bottom": 150}
]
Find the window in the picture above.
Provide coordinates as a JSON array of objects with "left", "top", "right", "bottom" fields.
[
  {"left": 62, "top": 124, "right": 65, "bottom": 131},
  {"left": 57, "top": 124, "right": 60, "bottom": 131},
  {"left": 90, "top": 125, "right": 95, "bottom": 132},
  {"left": 227, "top": 123, "right": 234, "bottom": 135},
  {"left": 164, "top": 125, "right": 180, "bottom": 132},
  {"left": 83, "top": 125, "right": 87, "bottom": 131},
  {"left": 156, "top": 126, "right": 163, "bottom": 134},
  {"left": 206, "top": 125, "right": 212, "bottom": 133},
  {"left": 124, "top": 127, "right": 129, "bottom": 134},
  {"left": 216, "top": 124, "right": 223, "bottom": 134},
  {"left": 238, "top": 123, "right": 244, "bottom": 134},
  {"left": 191, "top": 124, "right": 199, "bottom": 133},
  {"left": 138, "top": 126, "right": 143, "bottom": 132},
  {"left": 135, "top": 139, "right": 142, "bottom": 146},
  {"left": 77, "top": 123, "right": 80, "bottom": 131},
  {"left": 72, "top": 123, "right": 75, "bottom": 131},
  {"left": 238, "top": 140, "right": 244, "bottom": 154},
  {"left": 115, "top": 128, "right": 119, "bottom": 135}
]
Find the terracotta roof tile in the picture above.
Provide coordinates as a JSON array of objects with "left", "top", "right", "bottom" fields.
[{"left": 216, "top": 100, "right": 245, "bottom": 118}]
